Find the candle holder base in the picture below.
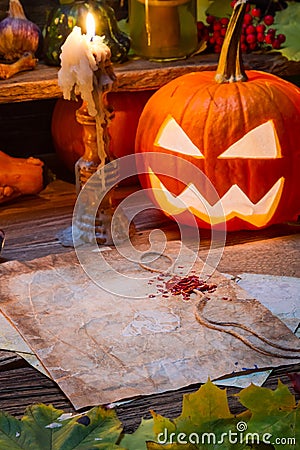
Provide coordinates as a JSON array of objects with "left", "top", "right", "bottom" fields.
[
  {"left": 73, "top": 161, "right": 133, "bottom": 247},
  {"left": 74, "top": 207, "right": 133, "bottom": 246}
]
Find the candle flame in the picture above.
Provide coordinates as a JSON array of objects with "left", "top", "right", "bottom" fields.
[{"left": 86, "top": 12, "right": 95, "bottom": 41}]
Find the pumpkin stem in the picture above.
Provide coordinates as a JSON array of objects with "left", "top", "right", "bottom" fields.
[{"left": 215, "top": 0, "right": 248, "bottom": 84}]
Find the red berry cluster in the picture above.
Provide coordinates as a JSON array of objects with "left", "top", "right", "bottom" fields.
[{"left": 197, "top": 2, "right": 286, "bottom": 54}]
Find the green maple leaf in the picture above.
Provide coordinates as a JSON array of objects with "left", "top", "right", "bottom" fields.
[
  {"left": 273, "top": 2, "right": 300, "bottom": 61},
  {"left": 0, "top": 404, "right": 124, "bottom": 450},
  {"left": 0, "top": 411, "right": 24, "bottom": 449},
  {"left": 197, "top": 0, "right": 213, "bottom": 22},
  {"left": 205, "top": 0, "right": 233, "bottom": 19},
  {"left": 238, "top": 381, "right": 298, "bottom": 449},
  {"left": 121, "top": 418, "right": 155, "bottom": 450}
]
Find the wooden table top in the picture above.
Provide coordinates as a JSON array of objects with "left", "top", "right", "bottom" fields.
[
  {"left": 0, "top": 178, "right": 299, "bottom": 431},
  {"left": 1, "top": 52, "right": 299, "bottom": 104}
]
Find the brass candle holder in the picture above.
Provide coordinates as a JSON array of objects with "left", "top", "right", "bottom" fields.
[{"left": 73, "top": 65, "right": 131, "bottom": 246}]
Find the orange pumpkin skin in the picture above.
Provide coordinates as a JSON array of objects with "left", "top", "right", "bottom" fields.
[
  {"left": 135, "top": 70, "right": 300, "bottom": 231},
  {"left": 51, "top": 98, "right": 83, "bottom": 172},
  {"left": 51, "top": 90, "right": 154, "bottom": 172}
]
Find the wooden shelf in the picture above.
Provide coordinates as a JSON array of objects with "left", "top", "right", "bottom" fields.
[{"left": 0, "top": 52, "right": 299, "bottom": 104}]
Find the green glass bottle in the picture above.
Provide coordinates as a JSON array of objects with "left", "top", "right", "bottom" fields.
[{"left": 43, "top": 0, "right": 130, "bottom": 65}]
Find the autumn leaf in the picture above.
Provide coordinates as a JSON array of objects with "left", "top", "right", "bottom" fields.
[
  {"left": 0, "top": 404, "right": 124, "bottom": 450},
  {"left": 0, "top": 410, "right": 25, "bottom": 450},
  {"left": 238, "top": 381, "right": 299, "bottom": 449},
  {"left": 238, "top": 381, "right": 296, "bottom": 412},
  {"left": 273, "top": 2, "right": 300, "bottom": 61},
  {"left": 120, "top": 419, "right": 155, "bottom": 450},
  {"left": 172, "top": 380, "right": 234, "bottom": 432},
  {"left": 197, "top": 0, "right": 213, "bottom": 22},
  {"left": 205, "top": 0, "right": 232, "bottom": 19}
]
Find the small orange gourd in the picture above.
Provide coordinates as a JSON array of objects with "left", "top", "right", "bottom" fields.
[{"left": 0, "top": 151, "right": 43, "bottom": 204}]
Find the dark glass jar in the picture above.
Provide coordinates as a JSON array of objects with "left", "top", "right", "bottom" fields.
[{"left": 129, "top": 0, "right": 198, "bottom": 60}]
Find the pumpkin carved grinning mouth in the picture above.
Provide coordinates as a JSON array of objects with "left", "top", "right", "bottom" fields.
[{"left": 148, "top": 168, "right": 284, "bottom": 227}]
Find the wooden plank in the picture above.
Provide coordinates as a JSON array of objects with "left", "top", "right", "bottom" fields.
[
  {"left": 0, "top": 64, "right": 62, "bottom": 104},
  {"left": 0, "top": 180, "right": 76, "bottom": 261},
  {"left": 0, "top": 362, "right": 74, "bottom": 417},
  {"left": 0, "top": 52, "right": 299, "bottom": 103},
  {"left": 0, "top": 350, "right": 24, "bottom": 370}
]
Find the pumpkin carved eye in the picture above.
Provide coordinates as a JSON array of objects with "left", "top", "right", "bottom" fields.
[
  {"left": 218, "top": 120, "right": 281, "bottom": 159},
  {"left": 155, "top": 116, "right": 281, "bottom": 160},
  {"left": 154, "top": 115, "right": 205, "bottom": 158}
]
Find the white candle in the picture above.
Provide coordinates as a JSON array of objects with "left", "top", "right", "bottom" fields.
[{"left": 58, "top": 14, "right": 112, "bottom": 117}]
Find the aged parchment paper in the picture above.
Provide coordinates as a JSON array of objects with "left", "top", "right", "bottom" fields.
[{"left": 0, "top": 242, "right": 299, "bottom": 409}]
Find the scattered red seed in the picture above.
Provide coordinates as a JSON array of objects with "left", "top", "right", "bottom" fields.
[{"left": 164, "top": 275, "right": 217, "bottom": 301}]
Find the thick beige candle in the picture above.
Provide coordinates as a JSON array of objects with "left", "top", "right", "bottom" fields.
[{"left": 58, "top": 19, "right": 111, "bottom": 117}]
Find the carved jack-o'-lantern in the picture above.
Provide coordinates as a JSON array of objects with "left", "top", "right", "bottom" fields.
[{"left": 135, "top": 2, "right": 300, "bottom": 231}]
